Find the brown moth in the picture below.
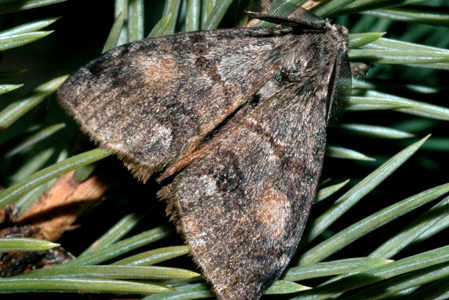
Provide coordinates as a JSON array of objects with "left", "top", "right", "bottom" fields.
[{"left": 58, "top": 3, "right": 351, "bottom": 300}]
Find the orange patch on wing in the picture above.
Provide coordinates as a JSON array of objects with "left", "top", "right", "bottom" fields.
[
  {"left": 256, "top": 187, "right": 290, "bottom": 238},
  {"left": 138, "top": 56, "right": 179, "bottom": 89}
]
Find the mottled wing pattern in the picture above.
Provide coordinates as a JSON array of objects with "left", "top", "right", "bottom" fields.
[
  {"left": 160, "top": 24, "right": 350, "bottom": 299},
  {"left": 161, "top": 86, "right": 328, "bottom": 300},
  {"left": 58, "top": 28, "right": 288, "bottom": 181}
]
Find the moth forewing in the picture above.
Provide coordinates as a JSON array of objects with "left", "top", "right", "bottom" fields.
[
  {"left": 158, "top": 20, "right": 351, "bottom": 300},
  {"left": 58, "top": 29, "right": 282, "bottom": 182}
]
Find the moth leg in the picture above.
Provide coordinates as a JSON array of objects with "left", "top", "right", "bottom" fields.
[{"left": 351, "top": 63, "right": 370, "bottom": 79}]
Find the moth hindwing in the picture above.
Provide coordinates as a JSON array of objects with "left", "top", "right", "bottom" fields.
[{"left": 58, "top": 8, "right": 351, "bottom": 300}]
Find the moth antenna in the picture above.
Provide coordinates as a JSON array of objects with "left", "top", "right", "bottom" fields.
[
  {"left": 326, "top": 51, "right": 352, "bottom": 123},
  {"left": 351, "top": 63, "right": 370, "bottom": 80},
  {"left": 246, "top": 0, "right": 325, "bottom": 29}
]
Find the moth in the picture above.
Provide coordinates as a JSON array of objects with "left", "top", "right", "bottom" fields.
[{"left": 58, "top": 3, "right": 351, "bottom": 300}]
